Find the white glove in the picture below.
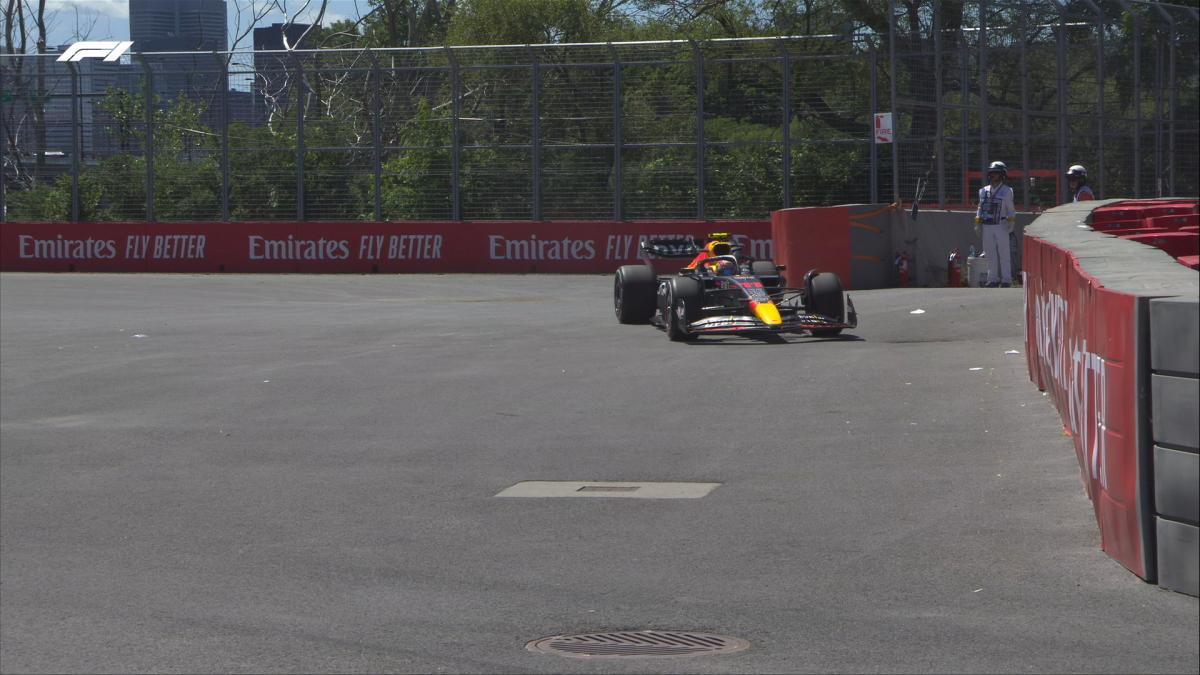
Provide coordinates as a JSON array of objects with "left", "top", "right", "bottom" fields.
[
  {"left": 974, "top": 224, "right": 981, "bottom": 238},
  {"left": 1005, "top": 221, "right": 1014, "bottom": 234}
]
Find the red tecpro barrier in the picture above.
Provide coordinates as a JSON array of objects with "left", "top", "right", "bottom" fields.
[
  {"left": 1121, "top": 232, "right": 1200, "bottom": 260},
  {"left": 1024, "top": 236, "right": 1147, "bottom": 578},
  {"left": 0, "top": 220, "right": 772, "bottom": 274},
  {"left": 771, "top": 206, "right": 854, "bottom": 288}
]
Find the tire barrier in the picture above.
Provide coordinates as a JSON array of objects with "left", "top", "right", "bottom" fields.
[
  {"left": 0, "top": 220, "right": 771, "bottom": 274},
  {"left": 1024, "top": 199, "right": 1200, "bottom": 596}
]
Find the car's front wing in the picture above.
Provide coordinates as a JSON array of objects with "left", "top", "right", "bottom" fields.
[{"left": 685, "top": 297, "right": 858, "bottom": 335}]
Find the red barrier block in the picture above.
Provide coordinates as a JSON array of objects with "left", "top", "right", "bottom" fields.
[
  {"left": 1093, "top": 208, "right": 1147, "bottom": 224},
  {"left": 1093, "top": 220, "right": 1143, "bottom": 231},
  {"left": 1106, "top": 227, "right": 1171, "bottom": 237},
  {"left": 1024, "top": 236, "right": 1148, "bottom": 578},
  {"left": 1175, "top": 255, "right": 1199, "bottom": 270},
  {"left": 1144, "top": 214, "right": 1199, "bottom": 231},
  {"left": 1121, "top": 232, "right": 1200, "bottom": 259},
  {"left": 1092, "top": 200, "right": 1199, "bottom": 226},
  {"left": 770, "top": 206, "right": 854, "bottom": 289}
]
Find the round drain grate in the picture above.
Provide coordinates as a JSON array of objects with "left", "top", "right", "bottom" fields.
[{"left": 526, "top": 630, "right": 750, "bottom": 659}]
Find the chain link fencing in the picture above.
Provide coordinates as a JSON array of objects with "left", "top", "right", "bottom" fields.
[{"left": 2, "top": 1, "right": 1196, "bottom": 223}]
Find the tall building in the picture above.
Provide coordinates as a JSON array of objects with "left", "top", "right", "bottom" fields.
[
  {"left": 130, "top": 0, "right": 228, "bottom": 53},
  {"left": 129, "top": 0, "right": 228, "bottom": 108}
]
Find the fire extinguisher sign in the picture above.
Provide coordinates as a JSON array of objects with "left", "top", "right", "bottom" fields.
[{"left": 874, "top": 113, "right": 893, "bottom": 144}]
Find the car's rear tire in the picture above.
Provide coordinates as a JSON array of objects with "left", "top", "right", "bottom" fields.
[
  {"left": 614, "top": 265, "right": 657, "bottom": 324},
  {"left": 806, "top": 271, "right": 845, "bottom": 337},
  {"left": 664, "top": 276, "right": 702, "bottom": 342},
  {"left": 751, "top": 261, "right": 785, "bottom": 288}
]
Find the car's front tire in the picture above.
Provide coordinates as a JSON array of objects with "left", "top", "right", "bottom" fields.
[
  {"left": 614, "top": 265, "right": 657, "bottom": 324},
  {"left": 663, "top": 276, "right": 702, "bottom": 342},
  {"left": 806, "top": 271, "right": 845, "bottom": 337}
]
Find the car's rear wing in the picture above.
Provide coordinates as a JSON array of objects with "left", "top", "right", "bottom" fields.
[{"left": 640, "top": 236, "right": 743, "bottom": 260}]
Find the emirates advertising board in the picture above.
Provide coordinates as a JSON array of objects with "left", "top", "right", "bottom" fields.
[
  {"left": 0, "top": 220, "right": 772, "bottom": 274},
  {"left": 1024, "top": 235, "right": 1147, "bottom": 579}
]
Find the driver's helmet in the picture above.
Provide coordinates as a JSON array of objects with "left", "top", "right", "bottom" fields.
[
  {"left": 705, "top": 258, "right": 737, "bottom": 276},
  {"left": 705, "top": 240, "right": 732, "bottom": 257}
]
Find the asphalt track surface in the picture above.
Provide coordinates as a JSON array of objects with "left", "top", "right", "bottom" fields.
[{"left": 1, "top": 273, "right": 1197, "bottom": 675}]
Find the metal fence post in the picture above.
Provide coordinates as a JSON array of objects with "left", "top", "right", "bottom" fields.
[
  {"left": 979, "top": 0, "right": 989, "bottom": 179},
  {"left": 887, "top": 0, "right": 899, "bottom": 206},
  {"left": 530, "top": 49, "right": 541, "bottom": 221},
  {"left": 0, "top": 61, "right": 7, "bottom": 222},
  {"left": 960, "top": 37, "right": 969, "bottom": 205},
  {"left": 139, "top": 56, "right": 154, "bottom": 222},
  {"left": 369, "top": 54, "right": 382, "bottom": 221},
  {"left": 1056, "top": 6, "right": 1068, "bottom": 195},
  {"left": 1154, "top": 39, "right": 1163, "bottom": 196},
  {"left": 1151, "top": 3, "right": 1177, "bottom": 195},
  {"left": 1166, "top": 15, "right": 1177, "bottom": 196},
  {"left": 214, "top": 52, "right": 230, "bottom": 221},
  {"left": 1080, "top": 0, "right": 1106, "bottom": 198},
  {"left": 294, "top": 55, "right": 305, "bottom": 221},
  {"left": 1019, "top": 16, "right": 1031, "bottom": 210},
  {"left": 869, "top": 48, "right": 878, "bottom": 205},
  {"left": 1113, "top": 0, "right": 1141, "bottom": 197},
  {"left": 934, "top": 2, "right": 945, "bottom": 207},
  {"left": 608, "top": 43, "right": 622, "bottom": 220},
  {"left": 1132, "top": 7, "right": 1142, "bottom": 197},
  {"left": 1098, "top": 16, "right": 1106, "bottom": 199},
  {"left": 446, "top": 47, "right": 461, "bottom": 221},
  {"left": 67, "top": 61, "right": 80, "bottom": 222},
  {"left": 691, "top": 40, "right": 705, "bottom": 220},
  {"left": 780, "top": 39, "right": 791, "bottom": 209}
]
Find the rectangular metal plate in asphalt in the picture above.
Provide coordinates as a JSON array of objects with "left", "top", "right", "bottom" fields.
[{"left": 495, "top": 481, "right": 720, "bottom": 499}]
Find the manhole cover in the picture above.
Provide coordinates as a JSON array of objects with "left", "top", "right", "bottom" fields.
[{"left": 526, "top": 631, "right": 750, "bottom": 659}]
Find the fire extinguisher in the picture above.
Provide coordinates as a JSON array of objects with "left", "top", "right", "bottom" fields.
[
  {"left": 893, "top": 252, "right": 910, "bottom": 287},
  {"left": 947, "top": 249, "right": 963, "bottom": 287}
]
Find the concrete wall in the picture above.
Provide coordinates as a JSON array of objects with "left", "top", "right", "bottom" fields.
[
  {"left": 890, "top": 209, "right": 1040, "bottom": 287},
  {"left": 773, "top": 205, "right": 1037, "bottom": 289}
]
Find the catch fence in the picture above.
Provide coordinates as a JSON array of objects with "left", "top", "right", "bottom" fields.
[{"left": 2, "top": 0, "right": 1197, "bottom": 223}]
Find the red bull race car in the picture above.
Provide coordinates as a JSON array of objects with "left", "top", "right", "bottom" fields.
[{"left": 613, "top": 233, "right": 857, "bottom": 342}]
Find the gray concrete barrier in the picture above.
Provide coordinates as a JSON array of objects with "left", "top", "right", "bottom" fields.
[
  {"left": 889, "top": 209, "right": 1040, "bottom": 287},
  {"left": 1149, "top": 296, "right": 1200, "bottom": 596}
]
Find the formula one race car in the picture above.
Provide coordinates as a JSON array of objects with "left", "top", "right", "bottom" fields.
[{"left": 613, "top": 232, "right": 857, "bottom": 341}]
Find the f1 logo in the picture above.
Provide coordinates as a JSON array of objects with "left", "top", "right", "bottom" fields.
[{"left": 56, "top": 41, "right": 134, "bottom": 63}]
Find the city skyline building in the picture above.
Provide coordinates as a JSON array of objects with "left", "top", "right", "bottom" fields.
[
  {"left": 130, "top": 0, "right": 228, "bottom": 117},
  {"left": 130, "top": 0, "right": 229, "bottom": 53}
]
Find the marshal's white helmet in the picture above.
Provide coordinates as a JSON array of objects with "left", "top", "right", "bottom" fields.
[
  {"left": 987, "top": 161, "right": 1007, "bottom": 178},
  {"left": 1067, "top": 164, "right": 1087, "bottom": 179}
]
